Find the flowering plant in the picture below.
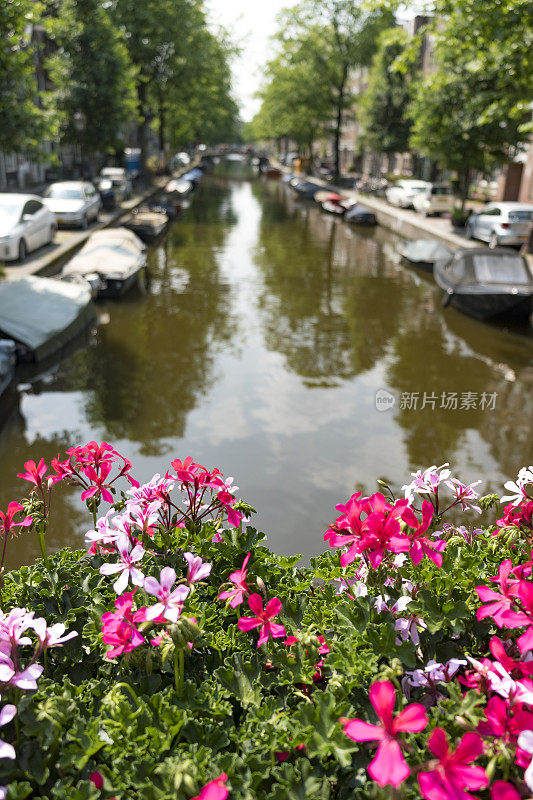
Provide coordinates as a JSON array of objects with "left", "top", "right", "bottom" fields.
[{"left": 1, "top": 449, "right": 533, "bottom": 799}]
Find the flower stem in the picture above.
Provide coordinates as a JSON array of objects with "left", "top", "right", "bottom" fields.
[{"left": 174, "top": 646, "right": 184, "bottom": 697}]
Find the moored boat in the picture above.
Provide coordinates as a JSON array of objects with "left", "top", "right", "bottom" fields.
[
  {"left": 343, "top": 201, "right": 377, "bottom": 226},
  {"left": 0, "top": 276, "right": 95, "bottom": 362},
  {"left": 398, "top": 239, "right": 452, "bottom": 271},
  {"left": 123, "top": 207, "right": 168, "bottom": 242},
  {"left": 433, "top": 247, "right": 533, "bottom": 321},
  {"left": 61, "top": 227, "right": 147, "bottom": 299}
]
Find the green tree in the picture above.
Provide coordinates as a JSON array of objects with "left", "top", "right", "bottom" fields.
[
  {"left": 165, "top": 27, "right": 240, "bottom": 149},
  {"left": 0, "top": 0, "right": 49, "bottom": 153},
  {"left": 410, "top": 1, "right": 533, "bottom": 211},
  {"left": 278, "top": 0, "right": 396, "bottom": 177},
  {"left": 46, "top": 0, "right": 137, "bottom": 160},
  {"left": 250, "top": 34, "right": 333, "bottom": 155},
  {"left": 359, "top": 27, "right": 413, "bottom": 170}
]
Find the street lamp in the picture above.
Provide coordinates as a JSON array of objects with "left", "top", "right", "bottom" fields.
[{"left": 73, "top": 111, "right": 87, "bottom": 178}]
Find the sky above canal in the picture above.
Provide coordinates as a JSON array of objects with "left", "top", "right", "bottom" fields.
[
  {"left": 207, "top": 2, "right": 420, "bottom": 122},
  {"left": 206, "top": 0, "right": 298, "bottom": 122}
]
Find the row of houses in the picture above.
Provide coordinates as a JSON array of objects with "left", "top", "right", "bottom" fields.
[{"left": 334, "top": 15, "right": 533, "bottom": 203}]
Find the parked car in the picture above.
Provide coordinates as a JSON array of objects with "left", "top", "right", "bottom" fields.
[
  {"left": 0, "top": 193, "right": 56, "bottom": 262},
  {"left": 465, "top": 202, "right": 533, "bottom": 249},
  {"left": 412, "top": 184, "right": 454, "bottom": 216},
  {"left": 385, "top": 180, "right": 430, "bottom": 209},
  {"left": 42, "top": 181, "right": 101, "bottom": 229},
  {"left": 99, "top": 168, "right": 132, "bottom": 202}
]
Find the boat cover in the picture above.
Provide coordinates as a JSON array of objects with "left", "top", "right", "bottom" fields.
[
  {"left": 181, "top": 168, "right": 203, "bottom": 182},
  {"left": 0, "top": 276, "right": 94, "bottom": 361},
  {"left": 345, "top": 203, "right": 376, "bottom": 220},
  {"left": 399, "top": 239, "right": 453, "bottom": 264},
  {"left": 62, "top": 228, "right": 146, "bottom": 280}
]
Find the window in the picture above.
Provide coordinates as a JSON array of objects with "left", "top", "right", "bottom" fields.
[
  {"left": 22, "top": 200, "right": 42, "bottom": 216},
  {"left": 482, "top": 207, "right": 501, "bottom": 216}
]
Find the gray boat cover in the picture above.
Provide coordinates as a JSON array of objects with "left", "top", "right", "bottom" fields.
[
  {"left": 0, "top": 276, "right": 95, "bottom": 361},
  {"left": 62, "top": 228, "right": 146, "bottom": 280},
  {"left": 399, "top": 239, "right": 453, "bottom": 264}
]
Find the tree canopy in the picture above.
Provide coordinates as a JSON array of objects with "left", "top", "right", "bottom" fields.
[{"left": 0, "top": 0, "right": 49, "bottom": 153}]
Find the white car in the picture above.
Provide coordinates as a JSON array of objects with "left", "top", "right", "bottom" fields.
[
  {"left": 42, "top": 181, "right": 101, "bottom": 229},
  {"left": 0, "top": 193, "right": 57, "bottom": 262},
  {"left": 385, "top": 180, "right": 430, "bottom": 209},
  {"left": 465, "top": 202, "right": 533, "bottom": 248},
  {"left": 412, "top": 184, "right": 454, "bottom": 216}
]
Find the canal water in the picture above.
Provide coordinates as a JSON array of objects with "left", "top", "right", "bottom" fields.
[{"left": 1, "top": 162, "right": 532, "bottom": 568}]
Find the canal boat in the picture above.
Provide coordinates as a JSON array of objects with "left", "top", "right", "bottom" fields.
[
  {"left": 434, "top": 247, "right": 533, "bottom": 321},
  {"left": 0, "top": 339, "right": 15, "bottom": 401},
  {"left": 123, "top": 207, "right": 168, "bottom": 242},
  {"left": 180, "top": 167, "right": 204, "bottom": 186},
  {"left": 292, "top": 179, "right": 324, "bottom": 200},
  {"left": 344, "top": 203, "right": 377, "bottom": 226},
  {"left": 164, "top": 178, "right": 193, "bottom": 200},
  {"left": 398, "top": 239, "right": 452, "bottom": 271},
  {"left": 61, "top": 228, "right": 147, "bottom": 299},
  {"left": 0, "top": 276, "right": 95, "bottom": 362}
]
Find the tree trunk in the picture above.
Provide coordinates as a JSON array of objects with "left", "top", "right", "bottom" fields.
[
  {"left": 158, "top": 94, "right": 166, "bottom": 155},
  {"left": 333, "top": 64, "right": 348, "bottom": 180},
  {"left": 459, "top": 168, "right": 471, "bottom": 214},
  {"left": 137, "top": 79, "right": 149, "bottom": 179}
]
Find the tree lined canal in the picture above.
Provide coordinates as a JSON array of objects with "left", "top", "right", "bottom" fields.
[{"left": 1, "top": 163, "right": 532, "bottom": 568}]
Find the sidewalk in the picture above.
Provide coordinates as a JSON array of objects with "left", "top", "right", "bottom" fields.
[
  {"left": 282, "top": 165, "right": 480, "bottom": 252},
  {"left": 343, "top": 190, "right": 479, "bottom": 252},
  {"left": 3, "top": 179, "right": 167, "bottom": 280}
]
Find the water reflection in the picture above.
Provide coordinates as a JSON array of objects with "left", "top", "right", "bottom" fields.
[{"left": 0, "top": 169, "right": 531, "bottom": 568}]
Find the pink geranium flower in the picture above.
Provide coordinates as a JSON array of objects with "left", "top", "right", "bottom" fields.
[
  {"left": 218, "top": 553, "right": 251, "bottom": 608},
  {"left": 418, "top": 729, "right": 488, "bottom": 800},
  {"left": 184, "top": 552, "right": 212, "bottom": 585},
  {"left": 30, "top": 619, "right": 78, "bottom": 649},
  {"left": 342, "top": 680, "right": 428, "bottom": 787},
  {"left": 475, "top": 561, "right": 525, "bottom": 628},
  {"left": 192, "top": 773, "right": 228, "bottom": 800},
  {"left": 0, "top": 502, "right": 32, "bottom": 538},
  {"left": 238, "top": 594, "right": 286, "bottom": 647},
  {"left": 99, "top": 535, "right": 145, "bottom": 594},
  {"left": 491, "top": 781, "right": 521, "bottom": 800},
  {"left": 101, "top": 590, "right": 146, "bottom": 659},
  {"left": 144, "top": 567, "right": 190, "bottom": 623},
  {"left": 402, "top": 500, "right": 447, "bottom": 567},
  {"left": 0, "top": 704, "right": 16, "bottom": 760},
  {"left": 17, "top": 458, "right": 48, "bottom": 488}
]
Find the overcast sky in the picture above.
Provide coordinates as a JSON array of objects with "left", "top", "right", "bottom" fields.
[{"left": 206, "top": 0, "right": 297, "bottom": 122}]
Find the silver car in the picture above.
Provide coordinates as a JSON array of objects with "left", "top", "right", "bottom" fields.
[
  {"left": 465, "top": 202, "right": 533, "bottom": 248},
  {"left": 42, "top": 181, "right": 101, "bottom": 229},
  {"left": 0, "top": 193, "right": 57, "bottom": 262}
]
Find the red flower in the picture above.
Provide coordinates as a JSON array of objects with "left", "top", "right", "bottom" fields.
[
  {"left": 17, "top": 458, "right": 48, "bottom": 488},
  {"left": 218, "top": 553, "right": 251, "bottom": 608},
  {"left": 342, "top": 680, "right": 427, "bottom": 787},
  {"left": 238, "top": 594, "right": 286, "bottom": 647},
  {"left": 490, "top": 781, "right": 521, "bottom": 800},
  {"left": 192, "top": 773, "right": 228, "bottom": 800},
  {"left": 101, "top": 590, "right": 147, "bottom": 659},
  {"left": 418, "top": 729, "right": 488, "bottom": 800},
  {"left": 0, "top": 502, "right": 32, "bottom": 537},
  {"left": 402, "top": 500, "right": 447, "bottom": 567}
]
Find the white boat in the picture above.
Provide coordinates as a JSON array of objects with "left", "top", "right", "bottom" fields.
[
  {"left": 0, "top": 276, "right": 95, "bottom": 362},
  {"left": 61, "top": 227, "right": 147, "bottom": 298}
]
